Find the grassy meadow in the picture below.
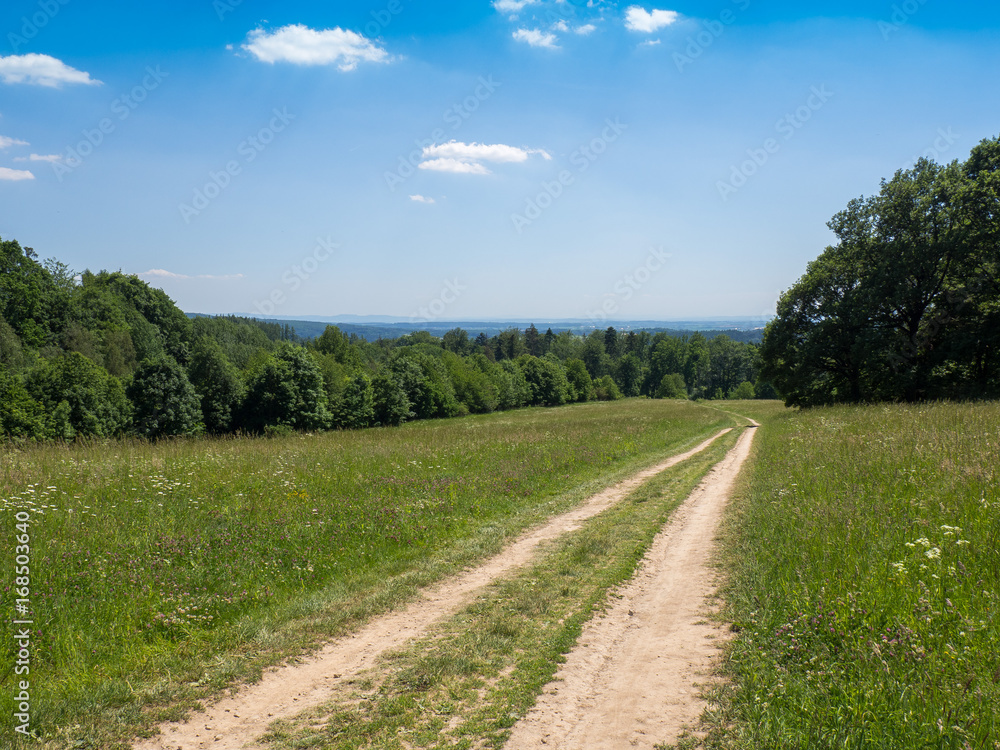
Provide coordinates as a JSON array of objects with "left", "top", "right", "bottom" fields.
[
  {"left": 707, "top": 402, "right": 1000, "bottom": 749},
  {"left": 0, "top": 399, "right": 733, "bottom": 749}
]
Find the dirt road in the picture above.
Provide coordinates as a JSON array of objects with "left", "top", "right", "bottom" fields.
[
  {"left": 134, "top": 429, "right": 732, "bottom": 750},
  {"left": 505, "top": 423, "right": 758, "bottom": 749}
]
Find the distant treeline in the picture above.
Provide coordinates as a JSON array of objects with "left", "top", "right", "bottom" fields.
[
  {"left": 194, "top": 316, "right": 766, "bottom": 345},
  {"left": 0, "top": 237, "right": 774, "bottom": 441}
]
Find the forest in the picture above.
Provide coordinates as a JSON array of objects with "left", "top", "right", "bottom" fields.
[{"left": 0, "top": 237, "right": 769, "bottom": 441}]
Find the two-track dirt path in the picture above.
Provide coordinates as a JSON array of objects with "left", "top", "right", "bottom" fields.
[
  {"left": 505, "top": 422, "right": 758, "bottom": 749},
  {"left": 135, "top": 429, "right": 733, "bottom": 750}
]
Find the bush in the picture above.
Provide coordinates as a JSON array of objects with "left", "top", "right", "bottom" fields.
[
  {"left": 594, "top": 375, "right": 623, "bottom": 401},
  {"left": 655, "top": 373, "right": 687, "bottom": 399}
]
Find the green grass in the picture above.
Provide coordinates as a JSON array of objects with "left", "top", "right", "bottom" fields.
[
  {"left": 704, "top": 402, "right": 1000, "bottom": 749},
  {"left": 260, "top": 426, "right": 744, "bottom": 749},
  {"left": 0, "top": 399, "right": 734, "bottom": 749}
]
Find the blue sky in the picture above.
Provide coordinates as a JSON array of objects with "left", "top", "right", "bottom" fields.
[{"left": 1, "top": 0, "right": 998, "bottom": 322}]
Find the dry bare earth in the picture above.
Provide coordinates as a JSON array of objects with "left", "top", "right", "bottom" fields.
[
  {"left": 505, "top": 423, "right": 758, "bottom": 750},
  {"left": 134, "top": 429, "right": 733, "bottom": 750}
]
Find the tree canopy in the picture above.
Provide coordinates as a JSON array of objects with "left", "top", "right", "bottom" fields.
[{"left": 761, "top": 135, "right": 1000, "bottom": 406}]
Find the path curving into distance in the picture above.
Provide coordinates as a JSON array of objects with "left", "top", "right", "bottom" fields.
[
  {"left": 504, "top": 422, "right": 758, "bottom": 749},
  {"left": 134, "top": 428, "right": 734, "bottom": 750}
]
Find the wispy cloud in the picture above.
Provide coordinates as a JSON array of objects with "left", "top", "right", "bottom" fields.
[
  {"left": 0, "top": 135, "right": 28, "bottom": 149},
  {"left": 139, "top": 269, "right": 245, "bottom": 281},
  {"left": 493, "top": 0, "right": 539, "bottom": 13},
  {"left": 418, "top": 141, "right": 551, "bottom": 176},
  {"left": 513, "top": 28, "right": 559, "bottom": 48},
  {"left": 575, "top": 24, "right": 598, "bottom": 35},
  {"left": 14, "top": 153, "right": 63, "bottom": 162},
  {"left": 624, "top": 7, "right": 680, "bottom": 33},
  {"left": 0, "top": 53, "right": 101, "bottom": 87},
  {"left": 639, "top": 39, "right": 662, "bottom": 47},
  {"left": 0, "top": 167, "right": 35, "bottom": 181},
  {"left": 409, "top": 194, "right": 436, "bottom": 203},
  {"left": 242, "top": 24, "right": 391, "bottom": 71}
]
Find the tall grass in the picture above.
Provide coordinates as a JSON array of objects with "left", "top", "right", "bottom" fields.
[
  {"left": 0, "top": 399, "right": 731, "bottom": 749},
  {"left": 712, "top": 403, "right": 1000, "bottom": 748}
]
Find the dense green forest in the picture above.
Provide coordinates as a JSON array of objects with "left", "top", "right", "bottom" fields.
[
  {"left": 0, "top": 237, "right": 770, "bottom": 441},
  {"left": 761, "top": 135, "right": 1000, "bottom": 406}
]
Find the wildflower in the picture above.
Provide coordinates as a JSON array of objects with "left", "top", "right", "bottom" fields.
[
  {"left": 891, "top": 562, "right": 907, "bottom": 575},
  {"left": 925, "top": 547, "right": 941, "bottom": 560},
  {"left": 956, "top": 540, "right": 970, "bottom": 546}
]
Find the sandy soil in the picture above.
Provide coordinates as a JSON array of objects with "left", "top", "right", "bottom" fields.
[
  {"left": 504, "top": 423, "right": 758, "bottom": 750},
  {"left": 134, "top": 429, "right": 732, "bottom": 750}
]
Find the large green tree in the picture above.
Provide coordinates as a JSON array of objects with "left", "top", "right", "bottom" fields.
[
  {"left": 129, "top": 355, "right": 204, "bottom": 438},
  {"left": 762, "top": 136, "right": 1000, "bottom": 406},
  {"left": 188, "top": 337, "right": 244, "bottom": 434}
]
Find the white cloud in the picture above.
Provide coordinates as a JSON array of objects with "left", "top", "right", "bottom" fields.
[
  {"left": 409, "top": 194, "right": 436, "bottom": 203},
  {"left": 639, "top": 39, "right": 662, "bottom": 47},
  {"left": 0, "top": 167, "right": 34, "bottom": 181},
  {"left": 624, "top": 6, "right": 680, "bottom": 33},
  {"left": 139, "top": 269, "right": 245, "bottom": 281},
  {"left": 242, "top": 24, "right": 390, "bottom": 71},
  {"left": 424, "top": 141, "right": 550, "bottom": 164},
  {"left": 14, "top": 153, "right": 62, "bottom": 162},
  {"left": 0, "top": 54, "right": 101, "bottom": 87},
  {"left": 418, "top": 141, "right": 551, "bottom": 176},
  {"left": 575, "top": 24, "right": 597, "bottom": 35},
  {"left": 493, "top": 0, "right": 539, "bottom": 12},
  {"left": 513, "top": 28, "right": 559, "bottom": 48},
  {"left": 419, "top": 159, "right": 492, "bottom": 175},
  {"left": 552, "top": 20, "right": 569, "bottom": 32},
  {"left": 0, "top": 135, "right": 28, "bottom": 149}
]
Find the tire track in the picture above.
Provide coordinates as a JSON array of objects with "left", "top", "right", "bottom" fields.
[{"left": 505, "top": 423, "right": 758, "bottom": 749}]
